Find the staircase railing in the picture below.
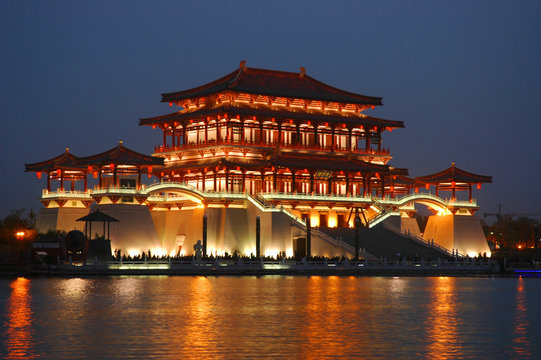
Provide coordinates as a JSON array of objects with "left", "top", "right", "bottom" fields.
[{"left": 382, "top": 222, "right": 463, "bottom": 258}]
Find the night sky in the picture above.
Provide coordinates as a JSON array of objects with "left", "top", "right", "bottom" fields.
[{"left": 1, "top": 1, "right": 540, "bottom": 219}]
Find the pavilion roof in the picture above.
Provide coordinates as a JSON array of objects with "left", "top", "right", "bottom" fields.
[
  {"left": 415, "top": 163, "right": 492, "bottom": 185},
  {"left": 76, "top": 210, "right": 119, "bottom": 223},
  {"left": 161, "top": 63, "right": 383, "bottom": 106},
  {"left": 77, "top": 141, "right": 164, "bottom": 167},
  {"left": 139, "top": 104, "right": 404, "bottom": 129},
  {"left": 25, "top": 148, "right": 86, "bottom": 172}
]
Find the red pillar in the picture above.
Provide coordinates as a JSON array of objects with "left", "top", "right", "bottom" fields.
[{"left": 202, "top": 171, "right": 206, "bottom": 191}]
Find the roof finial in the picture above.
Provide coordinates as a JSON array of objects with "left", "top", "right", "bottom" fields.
[
  {"left": 65, "top": 147, "right": 69, "bottom": 153},
  {"left": 299, "top": 67, "right": 306, "bottom": 78},
  {"left": 239, "top": 60, "right": 247, "bottom": 72},
  {"left": 119, "top": 140, "right": 123, "bottom": 145},
  {"left": 451, "top": 162, "right": 455, "bottom": 167}
]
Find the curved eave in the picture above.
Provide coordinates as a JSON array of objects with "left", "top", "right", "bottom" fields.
[
  {"left": 77, "top": 144, "right": 164, "bottom": 167},
  {"left": 161, "top": 66, "right": 383, "bottom": 106},
  {"left": 162, "top": 156, "right": 388, "bottom": 174},
  {"left": 140, "top": 105, "right": 403, "bottom": 129},
  {"left": 25, "top": 152, "right": 84, "bottom": 172},
  {"left": 416, "top": 167, "right": 492, "bottom": 185}
]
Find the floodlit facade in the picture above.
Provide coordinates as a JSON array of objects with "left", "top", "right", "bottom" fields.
[{"left": 25, "top": 62, "right": 492, "bottom": 258}]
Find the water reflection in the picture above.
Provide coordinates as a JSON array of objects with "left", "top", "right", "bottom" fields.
[
  {"left": 182, "top": 276, "right": 218, "bottom": 357},
  {"left": 0, "top": 276, "right": 538, "bottom": 359},
  {"left": 424, "top": 277, "right": 462, "bottom": 359},
  {"left": 301, "top": 276, "right": 364, "bottom": 358},
  {"left": 4, "top": 277, "right": 37, "bottom": 360},
  {"left": 511, "top": 278, "right": 531, "bottom": 357}
]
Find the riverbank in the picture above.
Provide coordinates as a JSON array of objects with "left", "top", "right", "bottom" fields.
[{"left": 1, "top": 259, "right": 516, "bottom": 277}]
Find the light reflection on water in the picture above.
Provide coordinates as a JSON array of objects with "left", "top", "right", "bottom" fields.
[
  {"left": 4, "top": 277, "right": 37, "bottom": 360},
  {"left": 511, "top": 277, "right": 532, "bottom": 358},
  {"left": 0, "top": 276, "right": 539, "bottom": 359},
  {"left": 424, "top": 277, "right": 461, "bottom": 359}
]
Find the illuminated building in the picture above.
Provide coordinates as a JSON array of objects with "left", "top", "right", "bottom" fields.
[{"left": 25, "top": 62, "right": 492, "bottom": 258}]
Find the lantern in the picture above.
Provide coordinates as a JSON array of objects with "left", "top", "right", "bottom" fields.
[
  {"left": 415, "top": 187, "right": 419, "bottom": 193},
  {"left": 425, "top": 184, "right": 430, "bottom": 190},
  {"left": 87, "top": 165, "right": 92, "bottom": 171},
  {"left": 371, "top": 105, "right": 375, "bottom": 110},
  {"left": 451, "top": 181, "right": 456, "bottom": 188},
  {"left": 93, "top": 171, "right": 98, "bottom": 178},
  {"left": 169, "top": 102, "right": 173, "bottom": 107},
  {"left": 148, "top": 166, "right": 152, "bottom": 174},
  {"left": 477, "top": 183, "right": 482, "bottom": 189},
  {"left": 109, "top": 163, "right": 115, "bottom": 171},
  {"left": 36, "top": 172, "right": 41, "bottom": 179}
]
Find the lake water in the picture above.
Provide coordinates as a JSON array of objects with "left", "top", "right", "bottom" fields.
[{"left": 0, "top": 276, "right": 539, "bottom": 359}]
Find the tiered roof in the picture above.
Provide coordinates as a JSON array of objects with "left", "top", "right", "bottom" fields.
[{"left": 161, "top": 63, "right": 382, "bottom": 106}]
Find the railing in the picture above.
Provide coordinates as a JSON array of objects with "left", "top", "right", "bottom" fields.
[
  {"left": 57, "top": 258, "right": 493, "bottom": 271},
  {"left": 380, "top": 192, "right": 478, "bottom": 208},
  {"left": 154, "top": 140, "right": 390, "bottom": 157},
  {"left": 260, "top": 191, "right": 373, "bottom": 202},
  {"left": 91, "top": 186, "right": 144, "bottom": 195},
  {"left": 41, "top": 189, "right": 92, "bottom": 198}
]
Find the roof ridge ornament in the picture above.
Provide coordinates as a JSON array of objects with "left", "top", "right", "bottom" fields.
[
  {"left": 239, "top": 60, "right": 247, "bottom": 72},
  {"left": 65, "top": 147, "right": 69, "bottom": 153},
  {"left": 299, "top": 67, "right": 306, "bottom": 78}
]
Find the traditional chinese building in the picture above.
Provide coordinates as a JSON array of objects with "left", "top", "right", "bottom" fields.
[{"left": 25, "top": 62, "right": 492, "bottom": 259}]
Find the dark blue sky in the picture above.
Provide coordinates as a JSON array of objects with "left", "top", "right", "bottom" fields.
[{"left": 1, "top": 1, "right": 540, "bottom": 219}]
